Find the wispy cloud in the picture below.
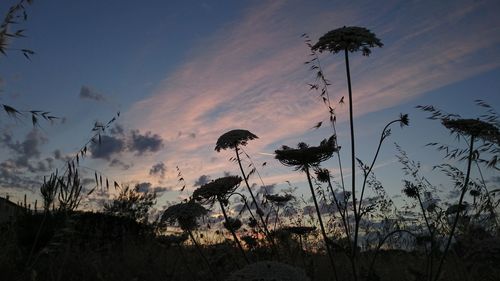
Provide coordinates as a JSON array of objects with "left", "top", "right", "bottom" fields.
[
  {"left": 79, "top": 85, "right": 106, "bottom": 102},
  {"left": 125, "top": 0, "right": 500, "bottom": 195}
]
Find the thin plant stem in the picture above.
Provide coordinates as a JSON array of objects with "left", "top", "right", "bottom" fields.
[
  {"left": 218, "top": 199, "right": 250, "bottom": 264},
  {"left": 367, "top": 229, "right": 415, "bottom": 278},
  {"left": 234, "top": 147, "right": 276, "bottom": 248},
  {"left": 345, "top": 48, "right": 360, "bottom": 281},
  {"left": 305, "top": 167, "right": 339, "bottom": 281},
  {"left": 187, "top": 229, "right": 220, "bottom": 281},
  {"left": 433, "top": 135, "right": 475, "bottom": 281}
]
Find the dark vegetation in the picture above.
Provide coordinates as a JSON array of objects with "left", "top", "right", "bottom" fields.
[{"left": 1, "top": 1, "right": 499, "bottom": 281}]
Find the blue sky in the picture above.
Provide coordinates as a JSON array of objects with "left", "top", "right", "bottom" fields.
[{"left": 1, "top": 0, "right": 499, "bottom": 209}]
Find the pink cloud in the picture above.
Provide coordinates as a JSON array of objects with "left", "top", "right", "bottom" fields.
[{"left": 123, "top": 0, "right": 500, "bottom": 199}]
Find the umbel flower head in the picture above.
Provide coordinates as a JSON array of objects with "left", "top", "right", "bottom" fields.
[
  {"left": 402, "top": 180, "right": 419, "bottom": 199},
  {"left": 442, "top": 118, "right": 500, "bottom": 144},
  {"left": 312, "top": 26, "right": 383, "bottom": 56},
  {"left": 275, "top": 135, "right": 338, "bottom": 171},
  {"left": 192, "top": 175, "right": 242, "bottom": 204},
  {"left": 215, "top": 129, "right": 258, "bottom": 152},
  {"left": 223, "top": 217, "right": 242, "bottom": 231},
  {"left": 226, "top": 261, "right": 310, "bottom": 281},
  {"left": 315, "top": 168, "right": 331, "bottom": 183},
  {"left": 282, "top": 226, "right": 316, "bottom": 236},
  {"left": 265, "top": 194, "right": 294, "bottom": 205},
  {"left": 160, "top": 201, "right": 207, "bottom": 231}
]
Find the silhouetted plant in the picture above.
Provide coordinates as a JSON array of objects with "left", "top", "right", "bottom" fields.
[
  {"left": 403, "top": 102, "right": 500, "bottom": 281},
  {"left": 161, "top": 201, "right": 219, "bottom": 281},
  {"left": 265, "top": 193, "right": 294, "bottom": 230},
  {"left": 40, "top": 173, "right": 58, "bottom": 212},
  {"left": 103, "top": 184, "right": 157, "bottom": 223},
  {"left": 193, "top": 175, "right": 249, "bottom": 264},
  {"left": 275, "top": 135, "right": 339, "bottom": 281},
  {"left": 215, "top": 129, "right": 274, "bottom": 247},
  {"left": 433, "top": 118, "right": 498, "bottom": 281},
  {"left": 312, "top": 26, "right": 383, "bottom": 268}
]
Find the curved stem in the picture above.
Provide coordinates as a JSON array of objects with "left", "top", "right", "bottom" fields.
[
  {"left": 367, "top": 229, "right": 415, "bottom": 277},
  {"left": 218, "top": 199, "right": 249, "bottom": 264},
  {"left": 305, "top": 167, "right": 339, "bottom": 281},
  {"left": 433, "top": 136, "right": 475, "bottom": 281},
  {"left": 358, "top": 119, "right": 400, "bottom": 212}
]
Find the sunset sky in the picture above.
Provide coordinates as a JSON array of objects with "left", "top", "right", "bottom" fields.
[{"left": 1, "top": 0, "right": 499, "bottom": 210}]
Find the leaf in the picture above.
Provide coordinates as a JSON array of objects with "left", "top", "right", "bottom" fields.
[
  {"left": 312, "top": 121, "right": 322, "bottom": 129},
  {"left": 3, "top": 104, "right": 21, "bottom": 117},
  {"left": 87, "top": 186, "right": 96, "bottom": 195}
]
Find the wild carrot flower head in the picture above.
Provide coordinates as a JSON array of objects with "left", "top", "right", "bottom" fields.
[
  {"left": 215, "top": 129, "right": 258, "bottom": 152},
  {"left": 227, "top": 261, "right": 310, "bottom": 281},
  {"left": 275, "top": 135, "right": 338, "bottom": 171},
  {"left": 282, "top": 226, "right": 316, "bottom": 236},
  {"left": 315, "top": 168, "right": 331, "bottom": 183},
  {"left": 265, "top": 194, "right": 294, "bottom": 205},
  {"left": 160, "top": 201, "right": 207, "bottom": 231},
  {"left": 402, "top": 181, "right": 419, "bottom": 199},
  {"left": 399, "top": 113, "right": 410, "bottom": 127},
  {"left": 192, "top": 175, "right": 242, "bottom": 204},
  {"left": 442, "top": 118, "right": 500, "bottom": 144},
  {"left": 312, "top": 26, "right": 383, "bottom": 56},
  {"left": 223, "top": 217, "right": 242, "bottom": 231}
]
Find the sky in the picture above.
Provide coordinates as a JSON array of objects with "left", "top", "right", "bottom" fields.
[{"left": 0, "top": 0, "right": 499, "bottom": 210}]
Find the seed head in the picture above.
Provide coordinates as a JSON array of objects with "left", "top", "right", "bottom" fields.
[
  {"left": 275, "top": 135, "right": 338, "bottom": 171},
  {"left": 442, "top": 118, "right": 500, "bottom": 144},
  {"left": 265, "top": 194, "right": 294, "bottom": 205},
  {"left": 282, "top": 226, "right": 316, "bottom": 236},
  {"left": 312, "top": 26, "right": 383, "bottom": 56},
  {"left": 223, "top": 217, "right": 242, "bottom": 231},
  {"left": 315, "top": 168, "right": 331, "bottom": 183},
  {"left": 402, "top": 181, "right": 419, "bottom": 199},
  {"left": 192, "top": 175, "right": 242, "bottom": 204},
  {"left": 215, "top": 129, "right": 258, "bottom": 152},
  {"left": 160, "top": 201, "right": 207, "bottom": 231}
]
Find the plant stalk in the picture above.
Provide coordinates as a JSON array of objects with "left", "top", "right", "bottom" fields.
[
  {"left": 433, "top": 136, "right": 475, "bottom": 281},
  {"left": 305, "top": 167, "right": 339, "bottom": 281},
  {"left": 218, "top": 199, "right": 249, "bottom": 264}
]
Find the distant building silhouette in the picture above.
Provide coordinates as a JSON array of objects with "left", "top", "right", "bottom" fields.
[{"left": 0, "top": 197, "right": 24, "bottom": 223}]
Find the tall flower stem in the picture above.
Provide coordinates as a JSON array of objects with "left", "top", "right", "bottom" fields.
[
  {"left": 187, "top": 229, "right": 220, "bottom": 281},
  {"left": 218, "top": 199, "right": 250, "bottom": 264},
  {"left": 433, "top": 136, "right": 475, "bottom": 281},
  {"left": 305, "top": 167, "right": 339, "bottom": 281},
  {"left": 345, "top": 49, "right": 361, "bottom": 276}
]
